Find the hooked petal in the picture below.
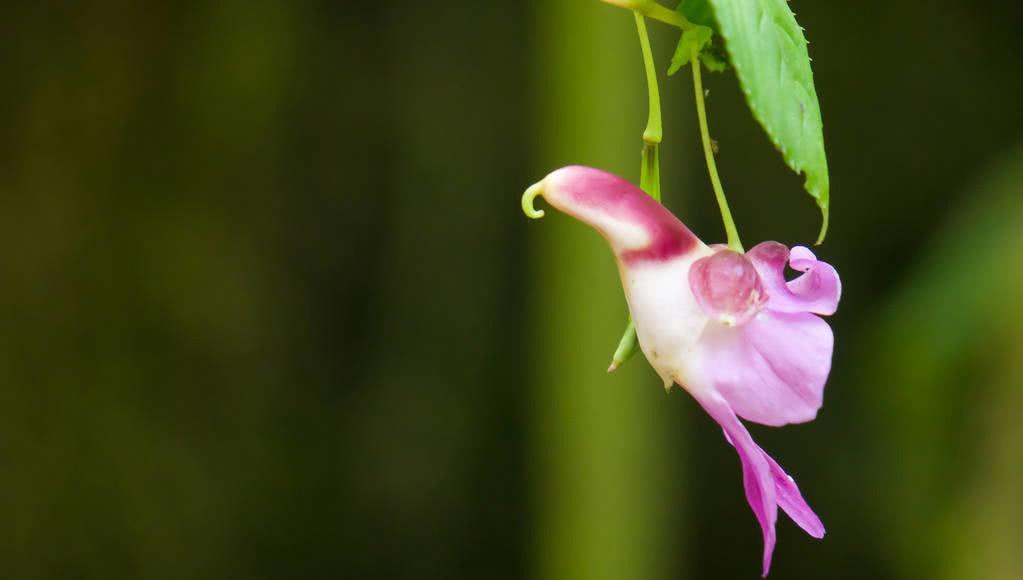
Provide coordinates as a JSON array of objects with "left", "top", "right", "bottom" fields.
[
  {"left": 531, "top": 166, "right": 704, "bottom": 263},
  {"left": 747, "top": 242, "right": 841, "bottom": 315}
]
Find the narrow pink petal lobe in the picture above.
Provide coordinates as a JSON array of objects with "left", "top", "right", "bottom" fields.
[
  {"left": 747, "top": 242, "right": 841, "bottom": 315},
  {"left": 701, "top": 310, "right": 832, "bottom": 426},
  {"left": 695, "top": 392, "right": 777, "bottom": 577},
  {"left": 695, "top": 391, "right": 825, "bottom": 576},
  {"left": 765, "top": 454, "right": 825, "bottom": 538}
]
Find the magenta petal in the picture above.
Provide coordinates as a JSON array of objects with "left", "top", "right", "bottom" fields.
[
  {"left": 695, "top": 391, "right": 825, "bottom": 576},
  {"left": 538, "top": 166, "right": 702, "bottom": 263},
  {"left": 765, "top": 454, "right": 826, "bottom": 539},
  {"left": 747, "top": 242, "right": 841, "bottom": 315},
  {"left": 695, "top": 391, "right": 777, "bottom": 577},
  {"left": 701, "top": 310, "right": 833, "bottom": 426}
]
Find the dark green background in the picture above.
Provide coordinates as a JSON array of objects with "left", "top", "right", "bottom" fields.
[{"left": 1, "top": 1, "right": 1021, "bottom": 579}]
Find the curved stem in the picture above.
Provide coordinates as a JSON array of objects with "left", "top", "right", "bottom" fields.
[
  {"left": 634, "top": 12, "right": 662, "bottom": 147},
  {"left": 690, "top": 45, "right": 743, "bottom": 252}
]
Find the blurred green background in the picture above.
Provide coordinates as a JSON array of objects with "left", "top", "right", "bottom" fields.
[{"left": 1, "top": 1, "right": 1021, "bottom": 579}]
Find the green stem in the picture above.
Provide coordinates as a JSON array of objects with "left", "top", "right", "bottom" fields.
[
  {"left": 634, "top": 12, "right": 662, "bottom": 147},
  {"left": 690, "top": 45, "right": 743, "bottom": 252},
  {"left": 640, "top": 141, "right": 660, "bottom": 199},
  {"left": 609, "top": 14, "right": 662, "bottom": 372}
]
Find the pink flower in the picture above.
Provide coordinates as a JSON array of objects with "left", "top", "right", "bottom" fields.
[{"left": 523, "top": 166, "right": 840, "bottom": 576}]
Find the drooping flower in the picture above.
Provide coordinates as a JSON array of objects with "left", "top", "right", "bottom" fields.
[{"left": 522, "top": 165, "right": 840, "bottom": 576}]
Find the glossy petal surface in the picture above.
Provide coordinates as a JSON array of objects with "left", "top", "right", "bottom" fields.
[{"left": 690, "top": 249, "right": 767, "bottom": 325}]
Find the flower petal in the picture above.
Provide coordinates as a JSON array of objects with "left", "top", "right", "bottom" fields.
[
  {"left": 695, "top": 391, "right": 825, "bottom": 576},
  {"left": 694, "top": 391, "right": 777, "bottom": 577},
  {"left": 747, "top": 242, "right": 841, "bottom": 315},
  {"left": 534, "top": 166, "right": 703, "bottom": 263},
  {"left": 765, "top": 454, "right": 825, "bottom": 539},
  {"left": 689, "top": 249, "right": 767, "bottom": 326},
  {"left": 700, "top": 310, "right": 833, "bottom": 426}
]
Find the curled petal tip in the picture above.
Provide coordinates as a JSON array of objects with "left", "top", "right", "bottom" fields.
[{"left": 521, "top": 182, "right": 546, "bottom": 219}]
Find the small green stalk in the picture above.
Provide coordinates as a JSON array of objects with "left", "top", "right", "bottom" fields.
[
  {"left": 609, "top": 13, "right": 663, "bottom": 373},
  {"left": 635, "top": 13, "right": 662, "bottom": 147},
  {"left": 690, "top": 45, "right": 743, "bottom": 252}
]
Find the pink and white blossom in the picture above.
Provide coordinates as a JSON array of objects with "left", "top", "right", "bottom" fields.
[{"left": 523, "top": 165, "right": 841, "bottom": 576}]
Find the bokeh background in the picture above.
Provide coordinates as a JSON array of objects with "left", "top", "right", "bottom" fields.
[{"left": 1, "top": 1, "right": 1021, "bottom": 579}]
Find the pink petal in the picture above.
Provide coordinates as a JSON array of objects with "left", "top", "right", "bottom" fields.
[
  {"left": 689, "top": 249, "right": 767, "bottom": 325},
  {"left": 695, "top": 391, "right": 777, "bottom": 577},
  {"left": 747, "top": 242, "right": 841, "bottom": 315},
  {"left": 700, "top": 310, "right": 833, "bottom": 426},
  {"left": 535, "top": 166, "right": 703, "bottom": 263},
  {"left": 765, "top": 454, "right": 825, "bottom": 538},
  {"left": 695, "top": 391, "right": 825, "bottom": 577}
]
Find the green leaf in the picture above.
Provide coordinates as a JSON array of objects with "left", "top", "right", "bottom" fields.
[
  {"left": 672, "top": 1, "right": 730, "bottom": 73},
  {"left": 708, "top": 0, "right": 830, "bottom": 241},
  {"left": 699, "top": 47, "right": 729, "bottom": 72},
  {"left": 677, "top": 0, "right": 716, "bottom": 28},
  {"left": 667, "top": 25, "right": 712, "bottom": 75}
]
